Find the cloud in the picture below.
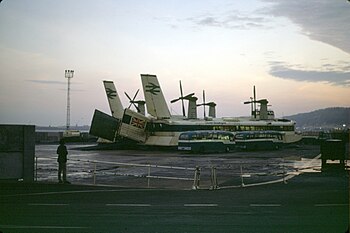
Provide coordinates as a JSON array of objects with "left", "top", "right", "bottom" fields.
[
  {"left": 269, "top": 62, "right": 350, "bottom": 86},
  {"left": 187, "top": 11, "right": 272, "bottom": 30},
  {"left": 26, "top": 80, "right": 84, "bottom": 91},
  {"left": 153, "top": 16, "right": 180, "bottom": 29},
  {"left": 262, "top": 0, "right": 350, "bottom": 54},
  {"left": 196, "top": 16, "right": 222, "bottom": 27},
  {"left": 26, "top": 80, "right": 66, "bottom": 85}
]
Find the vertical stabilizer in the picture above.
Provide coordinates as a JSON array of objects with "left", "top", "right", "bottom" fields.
[
  {"left": 208, "top": 103, "right": 216, "bottom": 118},
  {"left": 187, "top": 97, "right": 198, "bottom": 119},
  {"left": 103, "top": 81, "right": 124, "bottom": 119},
  {"left": 141, "top": 74, "right": 171, "bottom": 119},
  {"left": 258, "top": 99, "right": 269, "bottom": 120}
]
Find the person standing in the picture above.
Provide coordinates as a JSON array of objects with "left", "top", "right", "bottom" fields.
[{"left": 57, "top": 139, "right": 70, "bottom": 183}]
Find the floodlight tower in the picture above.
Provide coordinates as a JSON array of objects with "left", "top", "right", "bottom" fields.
[{"left": 65, "top": 70, "right": 74, "bottom": 130}]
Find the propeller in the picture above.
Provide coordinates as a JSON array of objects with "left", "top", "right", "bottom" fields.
[
  {"left": 196, "top": 90, "right": 206, "bottom": 118},
  {"left": 244, "top": 98, "right": 269, "bottom": 105},
  {"left": 124, "top": 89, "right": 145, "bottom": 113},
  {"left": 243, "top": 85, "right": 258, "bottom": 118},
  {"left": 197, "top": 90, "right": 216, "bottom": 118},
  {"left": 170, "top": 80, "right": 195, "bottom": 117},
  {"left": 244, "top": 86, "right": 272, "bottom": 119}
]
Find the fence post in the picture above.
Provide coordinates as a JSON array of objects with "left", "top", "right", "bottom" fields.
[
  {"left": 283, "top": 160, "right": 287, "bottom": 184},
  {"left": 192, "top": 166, "right": 201, "bottom": 190},
  {"left": 210, "top": 166, "right": 219, "bottom": 190},
  {"left": 147, "top": 164, "right": 151, "bottom": 188},
  {"left": 35, "top": 156, "right": 38, "bottom": 182},
  {"left": 93, "top": 162, "right": 96, "bottom": 185},
  {"left": 240, "top": 165, "right": 245, "bottom": 187}
]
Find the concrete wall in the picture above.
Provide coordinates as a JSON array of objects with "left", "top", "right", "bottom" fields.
[{"left": 0, "top": 125, "right": 35, "bottom": 182}]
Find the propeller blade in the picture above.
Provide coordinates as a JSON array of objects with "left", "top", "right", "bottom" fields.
[
  {"left": 182, "top": 102, "right": 186, "bottom": 117},
  {"left": 253, "top": 85, "right": 256, "bottom": 118},
  {"left": 256, "top": 99, "right": 268, "bottom": 104},
  {"left": 203, "top": 90, "right": 206, "bottom": 118},
  {"left": 133, "top": 103, "right": 140, "bottom": 112},
  {"left": 179, "top": 80, "right": 184, "bottom": 98},
  {"left": 183, "top": 93, "right": 195, "bottom": 99},
  {"left": 207, "top": 102, "right": 216, "bottom": 107},
  {"left": 171, "top": 98, "right": 180, "bottom": 103},
  {"left": 124, "top": 92, "right": 132, "bottom": 101},
  {"left": 132, "top": 89, "right": 140, "bottom": 102},
  {"left": 203, "top": 90, "right": 206, "bottom": 105},
  {"left": 253, "top": 85, "right": 256, "bottom": 102},
  {"left": 180, "top": 81, "right": 185, "bottom": 117},
  {"left": 135, "top": 100, "right": 145, "bottom": 104}
]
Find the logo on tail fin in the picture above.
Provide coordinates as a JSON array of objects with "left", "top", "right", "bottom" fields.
[
  {"left": 145, "top": 82, "right": 160, "bottom": 95},
  {"left": 106, "top": 88, "right": 117, "bottom": 99}
]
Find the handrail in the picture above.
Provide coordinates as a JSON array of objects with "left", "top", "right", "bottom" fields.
[
  {"left": 35, "top": 156, "right": 198, "bottom": 189},
  {"left": 34, "top": 156, "right": 321, "bottom": 190},
  {"left": 69, "top": 158, "right": 196, "bottom": 171}
]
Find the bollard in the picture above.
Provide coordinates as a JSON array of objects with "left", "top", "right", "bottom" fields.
[{"left": 192, "top": 166, "right": 201, "bottom": 190}]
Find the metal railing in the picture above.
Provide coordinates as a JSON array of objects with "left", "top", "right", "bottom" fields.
[
  {"left": 35, "top": 157, "right": 201, "bottom": 189},
  {"left": 34, "top": 156, "right": 309, "bottom": 190},
  {"left": 35, "top": 152, "right": 321, "bottom": 190},
  {"left": 78, "top": 158, "right": 199, "bottom": 189}
]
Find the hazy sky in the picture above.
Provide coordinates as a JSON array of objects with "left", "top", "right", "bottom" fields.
[{"left": 0, "top": 0, "right": 349, "bottom": 126}]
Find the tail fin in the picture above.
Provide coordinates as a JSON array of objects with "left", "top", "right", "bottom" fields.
[
  {"left": 141, "top": 74, "right": 171, "bottom": 119},
  {"left": 103, "top": 80, "right": 124, "bottom": 119},
  {"left": 187, "top": 97, "right": 198, "bottom": 119}
]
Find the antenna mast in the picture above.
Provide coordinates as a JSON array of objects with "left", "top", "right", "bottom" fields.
[{"left": 65, "top": 70, "right": 74, "bottom": 130}]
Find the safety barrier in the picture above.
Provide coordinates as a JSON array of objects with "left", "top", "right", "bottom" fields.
[
  {"left": 35, "top": 157, "right": 201, "bottom": 189},
  {"left": 35, "top": 156, "right": 318, "bottom": 190}
]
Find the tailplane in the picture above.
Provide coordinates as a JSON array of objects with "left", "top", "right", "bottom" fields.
[
  {"left": 103, "top": 80, "right": 124, "bottom": 119},
  {"left": 141, "top": 74, "right": 171, "bottom": 119}
]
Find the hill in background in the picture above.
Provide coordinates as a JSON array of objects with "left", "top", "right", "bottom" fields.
[{"left": 285, "top": 107, "right": 350, "bottom": 130}]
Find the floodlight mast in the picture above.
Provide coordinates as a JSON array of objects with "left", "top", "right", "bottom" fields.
[{"left": 65, "top": 70, "right": 74, "bottom": 130}]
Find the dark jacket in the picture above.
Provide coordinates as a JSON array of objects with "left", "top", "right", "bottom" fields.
[{"left": 57, "top": 144, "right": 68, "bottom": 163}]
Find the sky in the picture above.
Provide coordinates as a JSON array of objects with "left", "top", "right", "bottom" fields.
[{"left": 0, "top": 0, "right": 349, "bottom": 126}]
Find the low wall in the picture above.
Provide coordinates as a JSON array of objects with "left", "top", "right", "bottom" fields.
[{"left": 0, "top": 125, "right": 35, "bottom": 182}]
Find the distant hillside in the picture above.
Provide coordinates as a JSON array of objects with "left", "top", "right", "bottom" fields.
[{"left": 285, "top": 107, "right": 350, "bottom": 129}]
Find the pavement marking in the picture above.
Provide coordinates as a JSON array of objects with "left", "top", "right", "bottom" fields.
[
  {"left": 314, "top": 204, "right": 349, "bottom": 207},
  {"left": 28, "top": 203, "right": 69, "bottom": 206},
  {"left": 106, "top": 204, "right": 152, "bottom": 207},
  {"left": 250, "top": 204, "right": 282, "bottom": 207},
  {"left": 0, "top": 225, "right": 88, "bottom": 229},
  {"left": 184, "top": 204, "right": 218, "bottom": 207}
]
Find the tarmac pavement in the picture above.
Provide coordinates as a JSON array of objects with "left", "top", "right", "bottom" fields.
[
  {"left": 0, "top": 171, "right": 348, "bottom": 233},
  {"left": 0, "top": 144, "right": 348, "bottom": 232}
]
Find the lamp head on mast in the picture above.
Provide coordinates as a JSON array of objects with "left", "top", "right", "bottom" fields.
[{"left": 65, "top": 70, "right": 74, "bottom": 78}]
